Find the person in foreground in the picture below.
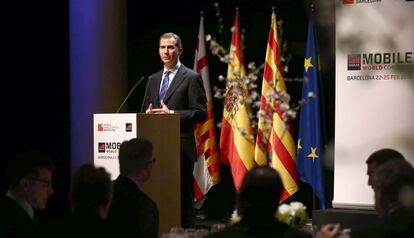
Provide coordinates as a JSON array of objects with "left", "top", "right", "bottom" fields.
[
  {"left": 0, "top": 151, "right": 55, "bottom": 238},
  {"left": 365, "top": 148, "right": 405, "bottom": 190},
  {"left": 206, "top": 166, "right": 311, "bottom": 238},
  {"left": 33, "top": 164, "right": 112, "bottom": 238},
  {"left": 321, "top": 159, "right": 414, "bottom": 238},
  {"left": 106, "top": 137, "right": 159, "bottom": 238},
  {"left": 141, "top": 32, "right": 206, "bottom": 227}
]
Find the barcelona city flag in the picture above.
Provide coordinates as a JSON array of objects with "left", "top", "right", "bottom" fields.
[
  {"left": 193, "top": 13, "right": 220, "bottom": 208},
  {"left": 297, "top": 18, "right": 327, "bottom": 208}
]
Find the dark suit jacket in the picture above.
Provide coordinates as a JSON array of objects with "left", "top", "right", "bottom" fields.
[
  {"left": 106, "top": 175, "right": 159, "bottom": 238},
  {"left": 142, "top": 64, "right": 207, "bottom": 162},
  {"left": 351, "top": 206, "right": 414, "bottom": 238},
  {"left": 0, "top": 196, "right": 37, "bottom": 238},
  {"left": 206, "top": 218, "right": 312, "bottom": 238},
  {"left": 32, "top": 207, "right": 109, "bottom": 238}
]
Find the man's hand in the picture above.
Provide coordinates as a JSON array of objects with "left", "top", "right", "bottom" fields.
[
  {"left": 150, "top": 100, "right": 171, "bottom": 114},
  {"left": 145, "top": 103, "right": 153, "bottom": 113},
  {"left": 319, "top": 224, "right": 341, "bottom": 238}
]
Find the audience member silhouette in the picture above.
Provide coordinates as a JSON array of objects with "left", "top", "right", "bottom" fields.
[
  {"left": 33, "top": 164, "right": 112, "bottom": 238},
  {"left": 0, "top": 151, "right": 55, "bottom": 238},
  {"left": 321, "top": 159, "right": 414, "bottom": 238},
  {"left": 106, "top": 137, "right": 159, "bottom": 238},
  {"left": 365, "top": 148, "right": 405, "bottom": 189},
  {"left": 206, "top": 166, "right": 311, "bottom": 238}
]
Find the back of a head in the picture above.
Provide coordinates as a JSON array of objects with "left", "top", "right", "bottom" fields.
[
  {"left": 366, "top": 148, "right": 405, "bottom": 165},
  {"left": 70, "top": 164, "right": 112, "bottom": 209},
  {"left": 118, "top": 137, "right": 153, "bottom": 176},
  {"left": 238, "top": 166, "right": 283, "bottom": 218},
  {"left": 6, "top": 150, "right": 55, "bottom": 187},
  {"left": 373, "top": 159, "right": 414, "bottom": 214}
]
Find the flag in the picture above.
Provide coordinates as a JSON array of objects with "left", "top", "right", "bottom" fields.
[
  {"left": 220, "top": 10, "right": 256, "bottom": 191},
  {"left": 297, "top": 18, "right": 327, "bottom": 208},
  {"left": 254, "top": 11, "right": 299, "bottom": 201},
  {"left": 193, "top": 13, "right": 220, "bottom": 208}
]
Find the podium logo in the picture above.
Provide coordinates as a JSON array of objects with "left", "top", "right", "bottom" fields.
[
  {"left": 126, "top": 123, "right": 132, "bottom": 132},
  {"left": 98, "top": 142, "right": 122, "bottom": 153},
  {"left": 98, "top": 142, "right": 106, "bottom": 153},
  {"left": 348, "top": 54, "right": 361, "bottom": 70},
  {"left": 343, "top": 0, "right": 354, "bottom": 4},
  {"left": 98, "top": 124, "right": 104, "bottom": 131}
]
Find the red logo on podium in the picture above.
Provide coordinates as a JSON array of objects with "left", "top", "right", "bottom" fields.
[{"left": 98, "top": 124, "right": 103, "bottom": 131}]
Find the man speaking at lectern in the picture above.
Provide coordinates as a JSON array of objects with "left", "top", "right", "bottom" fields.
[{"left": 142, "top": 32, "right": 206, "bottom": 228}]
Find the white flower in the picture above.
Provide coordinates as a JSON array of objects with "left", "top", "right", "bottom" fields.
[
  {"left": 278, "top": 204, "right": 292, "bottom": 214},
  {"left": 230, "top": 209, "right": 241, "bottom": 224},
  {"left": 231, "top": 201, "right": 308, "bottom": 227},
  {"left": 276, "top": 202, "right": 308, "bottom": 226},
  {"left": 290, "top": 202, "right": 305, "bottom": 210}
]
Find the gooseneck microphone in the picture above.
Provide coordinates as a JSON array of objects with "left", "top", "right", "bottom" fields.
[{"left": 116, "top": 76, "right": 146, "bottom": 113}]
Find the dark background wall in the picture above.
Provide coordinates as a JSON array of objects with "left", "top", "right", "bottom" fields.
[
  {"left": 3, "top": 1, "right": 70, "bottom": 220},
  {"left": 2, "top": 0, "right": 334, "bottom": 220}
]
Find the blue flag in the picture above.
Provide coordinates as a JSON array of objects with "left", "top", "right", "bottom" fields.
[{"left": 297, "top": 19, "right": 327, "bottom": 209}]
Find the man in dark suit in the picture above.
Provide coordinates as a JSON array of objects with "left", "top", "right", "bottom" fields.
[
  {"left": 0, "top": 151, "right": 55, "bottom": 238},
  {"left": 33, "top": 164, "right": 112, "bottom": 238},
  {"left": 206, "top": 166, "right": 311, "bottom": 238},
  {"left": 320, "top": 159, "right": 414, "bottom": 238},
  {"left": 106, "top": 138, "right": 159, "bottom": 238},
  {"left": 142, "top": 32, "right": 207, "bottom": 228},
  {"left": 365, "top": 148, "right": 405, "bottom": 190}
]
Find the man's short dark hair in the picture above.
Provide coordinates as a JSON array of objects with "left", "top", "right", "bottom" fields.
[
  {"left": 6, "top": 150, "right": 55, "bottom": 187},
  {"left": 70, "top": 164, "right": 112, "bottom": 208},
  {"left": 366, "top": 148, "right": 405, "bottom": 165},
  {"left": 159, "top": 32, "right": 182, "bottom": 48},
  {"left": 238, "top": 166, "right": 283, "bottom": 218},
  {"left": 118, "top": 137, "right": 153, "bottom": 176}
]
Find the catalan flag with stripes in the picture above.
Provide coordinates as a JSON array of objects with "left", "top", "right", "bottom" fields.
[
  {"left": 220, "top": 10, "right": 256, "bottom": 191},
  {"left": 254, "top": 11, "right": 299, "bottom": 201},
  {"left": 297, "top": 18, "right": 326, "bottom": 208},
  {"left": 193, "top": 13, "right": 220, "bottom": 207}
]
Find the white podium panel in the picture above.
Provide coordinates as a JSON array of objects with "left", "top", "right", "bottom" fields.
[{"left": 93, "top": 113, "right": 137, "bottom": 179}]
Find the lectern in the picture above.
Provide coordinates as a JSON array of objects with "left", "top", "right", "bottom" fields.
[{"left": 93, "top": 113, "right": 181, "bottom": 234}]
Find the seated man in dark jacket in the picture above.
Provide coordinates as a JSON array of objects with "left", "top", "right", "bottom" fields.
[
  {"left": 106, "top": 138, "right": 159, "bottom": 238},
  {"left": 321, "top": 159, "right": 414, "bottom": 238},
  {"left": 207, "top": 166, "right": 311, "bottom": 238},
  {"left": 33, "top": 164, "right": 113, "bottom": 238}
]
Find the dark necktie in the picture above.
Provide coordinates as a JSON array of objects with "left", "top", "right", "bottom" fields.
[{"left": 159, "top": 71, "right": 171, "bottom": 103}]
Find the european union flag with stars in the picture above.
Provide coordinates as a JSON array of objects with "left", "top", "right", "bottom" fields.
[{"left": 297, "top": 19, "right": 327, "bottom": 209}]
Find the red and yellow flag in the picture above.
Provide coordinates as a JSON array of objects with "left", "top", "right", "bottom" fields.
[
  {"left": 254, "top": 11, "right": 299, "bottom": 201},
  {"left": 193, "top": 13, "right": 220, "bottom": 207},
  {"left": 220, "top": 11, "right": 256, "bottom": 191}
]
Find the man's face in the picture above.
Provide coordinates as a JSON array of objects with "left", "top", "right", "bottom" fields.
[
  {"left": 26, "top": 168, "right": 54, "bottom": 210},
  {"left": 159, "top": 37, "right": 182, "bottom": 68},
  {"left": 367, "top": 162, "right": 378, "bottom": 189}
]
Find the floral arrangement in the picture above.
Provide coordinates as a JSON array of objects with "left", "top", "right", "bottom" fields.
[
  {"left": 230, "top": 201, "right": 308, "bottom": 227},
  {"left": 276, "top": 202, "right": 309, "bottom": 226}
]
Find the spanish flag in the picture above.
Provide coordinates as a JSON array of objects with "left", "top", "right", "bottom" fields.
[
  {"left": 219, "top": 10, "right": 256, "bottom": 191},
  {"left": 254, "top": 11, "right": 299, "bottom": 201}
]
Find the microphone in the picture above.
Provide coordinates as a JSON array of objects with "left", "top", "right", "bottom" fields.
[
  {"left": 140, "top": 77, "right": 151, "bottom": 113},
  {"left": 116, "top": 76, "right": 146, "bottom": 113}
]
